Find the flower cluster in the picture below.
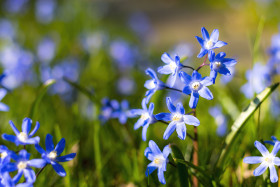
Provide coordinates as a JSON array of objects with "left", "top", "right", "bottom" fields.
[
  {"left": 100, "top": 27, "right": 237, "bottom": 184},
  {"left": 0, "top": 118, "right": 76, "bottom": 186}
]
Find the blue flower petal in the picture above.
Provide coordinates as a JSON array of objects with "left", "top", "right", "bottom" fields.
[
  {"left": 25, "top": 137, "right": 40, "bottom": 145},
  {"left": 2, "top": 134, "right": 17, "bottom": 144},
  {"left": 28, "top": 159, "right": 46, "bottom": 168},
  {"left": 176, "top": 122, "right": 186, "bottom": 140},
  {"left": 134, "top": 118, "right": 147, "bottom": 130},
  {"left": 218, "top": 67, "right": 231, "bottom": 76},
  {"left": 208, "top": 51, "right": 215, "bottom": 62},
  {"left": 56, "top": 153, "right": 76, "bottom": 162},
  {"left": 0, "top": 103, "right": 9, "bottom": 111},
  {"left": 35, "top": 144, "right": 46, "bottom": 155},
  {"left": 272, "top": 142, "right": 280, "bottom": 156},
  {"left": 213, "top": 41, "right": 227, "bottom": 48},
  {"left": 142, "top": 124, "right": 149, "bottom": 141},
  {"left": 9, "top": 120, "right": 20, "bottom": 135},
  {"left": 145, "top": 164, "right": 157, "bottom": 176},
  {"left": 162, "top": 145, "right": 171, "bottom": 159},
  {"left": 223, "top": 59, "right": 237, "bottom": 67},
  {"left": 200, "top": 77, "right": 213, "bottom": 86},
  {"left": 197, "top": 48, "right": 208, "bottom": 58},
  {"left": 201, "top": 27, "right": 209, "bottom": 40},
  {"left": 176, "top": 103, "right": 185, "bottom": 114},
  {"left": 55, "top": 138, "right": 66, "bottom": 156},
  {"left": 274, "top": 157, "right": 280, "bottom": 165},
  {"left": 145, "top": 68, "right": 157, "bottom": 80},
  {"left": 29, "top": 122, "right": 40, "bottom": 137},
  {"left": 210, "top": 29, "right": 219, "bottom": 42},
  {"left": 51, "top": 162, "right": 66, "bottom": 177},
  {"left": 158, "top": 65, "right": 173, "bottom": 74},
  {"left": 179, "top": 71, "right": 192, "bottom": 85},
  {"left": 130, "top": 109, "right": 144, "bottom": 116},
  {"left": 155, "top": 113, "right": 172, "bottom": 121},
  {"left": 269, "top": 165, "right": 278, "bottom": 183},
  {"left": 148, "top": 103, "right": 154, "bottom": 115},
  {"left": 254, "top": 141, "right": 269, "bottom": 156},
  {"left": 253, "top": 162, "right": 268, "bottom": 176},
  {"left": 243, "top": 156, "right": 263, "bottom": 164},
  {"left": 161, "top": 53, "right": 173, "bottom": 64},
  {"left": 23, "top": 168, "right": 36, "bottom": 182},
  {"left": 144, "top": 147, "right": 154, "bottom": 161},
  {"left": 157, "top": 167, "right": 166, "bottom": 184},
  {"left": 198, "top": 86, "right": 213, "bottom": 100},
  {"left": 183, "top": 115, "right": 200, "bottom": 126},
  {"left": 148, "top": 140, "right": 161, "bottom": 155},
  {"left": 192, "top": 71, "right": 202, "bottom": 81},
  {"left": 182, "top": 86, "right": 192, "bottom": 95},
  {"left": 166, "top": 97, "right": 176, "bottom": 113},
  {"left": 22, "top": 118, "right": 32, "bottom": 135},
  {"left": 195, "top": 36, "right": 204, "bottom": 47},
  {"left": 45, "top": 134, "right": 55, "bottom": 152},
  {"left": 163, "top": 121, "right": 176, "bottom": 140},
  {"left": 189, "top": 92, "right": 199, "bottom": 109}
]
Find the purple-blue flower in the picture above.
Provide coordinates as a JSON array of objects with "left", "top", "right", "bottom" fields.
[
  {"left": 209, "top": 106, "right": 227, "bottom": 136},
  {"left": 268, "top": 32, "right": 280, "bottom": 65},
  {"left": 0, "top": 88, "right": 9, "bottom": 112},
  {"left": 35, "top": 134, "right": 76, "bottom": 177},
  {"left": 111, "top": 100, "right": 133, "bottom": 125},
  {"left": 195, "top": 27, "right": 227, "bottom": 58},
  {"left": 2, "top": 118, "right": 40, "bottom": 146},
  {"left": 0, "top": 146, "right": 13, "bottom": 164},
  {"left": 130, "top": 98, "right": 155, "bottom": 141},
  {"left": 99, "top": 98, "right": 119, "bottom": 123},
  {"left": 209, "top": 51, "right": 237, "bottom": 84},
  {"left": 179, "top": 71, "right": 213, "bottom": 109},
  {"left": 144, "top": 140, "right": 171, "bottom": 184},
  {"left": 37, "top": 37, "right": 56, "bottom": 64},
  {"left": 0, "top": 172, "right": 33, "bottom": 187},
  {"left": 2, "top": 150, "right": 46, "bottom": 183},
  {"left": 243, "top": 141, "right": 280, "bottom": 183},
  {"left": 155, "top": 97, "right": 200, "bottom": 140},
  {"left": 157, "top": 53, "right": 183, "bottom": 87},
  {"left": 264, "top": 136, "right": 279, "bottom": 146},
  {"left": 144, "top": 68, "right": 165, "bottom": 103},
  {"left": 35, "top": 0, "right": 56, "bottom": 24}
]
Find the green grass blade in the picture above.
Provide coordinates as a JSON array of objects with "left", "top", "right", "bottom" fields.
[
  {"left": 216, "top": 82, "right": 279, "bottom": 171},
  {"left": 28, "top": 79, "right": 56, "bottom": 119}
]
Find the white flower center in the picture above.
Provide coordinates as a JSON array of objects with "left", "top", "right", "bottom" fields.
[
  {"left": 154, "top": 155, "right": 165, "bottom": 166},
  {"left": 48, "top": 151, "right": 57, "bottom": 160},
  {"left": 149, "top": 81, "right": 156, "bottom": 89},
  {"left": 172, "top": 113, "right": 183, "bottom": 122},
  {"left": 169, "top": 62, "right": 177, "bottom": 72},
  {"left": 214, "top": 61, "right": 222, "bottom": 70},
  {"left": 205, "top": 40, "right": 213, "bottom": 49},
  {"left": 191, "top": 82, "right": 201, "bottom": 91},
  {"left": 17, "top": 161, "right": 27, "bottom": 170},
  {"left": 17, "top": 132, "right": 28, "bottom": 142},
  {"left": 264, "top": 155, "right": 274, "bottom": 165},
  {"left": 140, "top": 112, "right": 150, "bottom": 120},
  {"left": 1, "top": 152, "right": 8, "bottom": 159}
]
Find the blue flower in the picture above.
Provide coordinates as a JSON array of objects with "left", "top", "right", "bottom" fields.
[
  {"left": 4, "top": 0, "right": 29, "bottom": 14},
  {"left": 2, "top": 118, "right": 40, "bottom": 146},
  {"left": 35, "top": 0, "right": 56, "bottom": 24},
  {"left": 208, "top": 51, "right": 237, "bottom": 84},
  {"left": 264, "top": 136, "right": 279, "bottom": 146},
  {"left": 268, "top": 33, "right": 280, "bottom": 65},
  {"left": 241, "top": 63, "right": 271, "bottom": 98},
  {"left": 0, "top": 19, "right": 15, "bottom": 41},
  {"left": 155, "top": 97, "right": 200, "bottom": 140},
  {"left": 35, "top": 134, "right": 76, "bottom": 177},
  {"left": 195, "top": 27, "right": 227, "bottom": 58},
  {"left": 145, "top": 140, "right": 171, "bottom": 184},
  {"left": 0, "top": 172, "right": 34, "bottom": 187},
  {"left": 111, "top": 100, "right": 133, "bottom": 124},
  {"left": 0, "top": 146, "right": 13, "bottom": 164},
  {"left": 243, "top": 141, "right": 280, "bottom": 183},
  {"left": 179, "top": 71, "right": 213, "bottom": 109},
  {"left": 144, "top": 68, "right": 165, "bottom": 103},
  {"left": 2, "top": 150, "right": 46, "bottom": 183},
  {"left": 37, "top": 37, "right": 56, "bottom": 64},
  {"left": 99, "top": 98, "right": 119, "bottom": 123},
  {"left": 0, "top": 88, "right": 9, "bottom": 112},
  {"left": 209, "top": 106, "right": 227, "bottom": 136},
  {"left": 117, "top": 77, "right": 135, "bottom": 95},
  {"left": 157, "top": 53, "right": 183, "bottom": 87},
  {"left": 130, "top": 98, "right": 155, "bottom": 141}
]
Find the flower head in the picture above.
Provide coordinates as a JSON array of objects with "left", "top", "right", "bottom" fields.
[
  {"left": 2, "top": 118, "right": 40, "bottom": 146},
  {"left": 130, "top": 98, "right": 155, "bottom": 141},
  {"left": 179, "top": 71, "right": 213, "bottom": 109},
  {"left": 99, "top": 98, "right": 119, "bottom": 123},
  {"left": 209, "top": 51, "right": 237, "bottom": 84},
  {"left": 0, "top": 88, "right": 9, "bottom": 112},
  {"left": 209, "top": 106, "right": 227, "bottom": 136},
  {"left": 111, "top": 100, "right": 133, "bottom": 124},
  {"left": 35, "top": 134, "right": 76, "bottom": 177},
  {"left": 144, "top": 140, "right": 171, "bottom": 184},
  {"left": 157, "top": 53, "right": 183, "bottom": 87},
  {"left": 155, "top": 97, "right": 200, "bottom": 140},
  {"left": 243, "top": 141, "right": 280, "bottom": 183},
  {"left": 0, "top": 172, "right": 33, "bottom": 187},
  {"left": 195, "top": 27, "right": 227, "bottom": 58}
]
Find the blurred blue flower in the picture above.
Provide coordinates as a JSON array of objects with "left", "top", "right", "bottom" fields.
[
  {"left": 2, "top": 118, "right": 40, "bottom": 146},
  {"left": 0, "top": 19, "right": 15, "bottom": 41},
  {"left": 35, "top": 134, "right": 76, "bottom": 177},
  {"left": 158, "top": 53, "right": 183, "bottom": 88},
  {"left": 0, "top": 172, "right": 33, "bottom": 187},
  {"left": 241, "top": 63, "right": 271, "bottom": 98},
  {"left": 37, "top": 37, "right": 56, "bottom": 64},
  {"left": 144, "top": 140, "right": 171, "bottom": 184},
  {"left": 117, "top": 77, "right": 135, "bottom": 95},
  {"left": 170, "top": 43, "right": 194, "bottom": 60},
  {"left": 220, "top": 66, "right": 235, "bottom": 85},
  {"left": 195, "top": 27, "right": 227, "bottom": 58},
  {"left": 4, "top": 0, "right": 29, "bottom": 14},
  {"left": 2, "top": 150, "right": 46, "bottom": 183},
  {"left": 99, "top": 98, "right": 119, "bottom": 123},
  {"left": 35, "top": 0, "right": 56, "bottom": 23},
  {"left": 155, "top": 97, "right": 200, "bottom": 140},
  {"left": 128, "top": 12, "right": 152, "bottom": 39},
  {"left": 0, "top": 88, "right": 9, "bottom": 112},
  {"left": 209, "top": 51, "right": 237, "bottom": 84},
  {"left": 268, "top": 32, "right": 280, "bottom": 65},
  {"left": 144, "top": 68, "right": 165, "bottom": 103},
  {"left": 179, "top": 71, "right": 213, "bottom": 109},
  {"left": 243, "top": 141, "right": 280, "bottom": 183},
  {"left": 264, "top": 136, "right": 279, "bottom": 146},
  {"left": 130, "top": 98, "right": 155, "bottom": 141},
  {"left": 209, "top": 106, "right": 227, "bottom": 136},
  {"left": 0, "top": 146, "right": 13, "bottom": 164},
  {"left": 111, "top": 100, "right": 133, "bottom": 124}
]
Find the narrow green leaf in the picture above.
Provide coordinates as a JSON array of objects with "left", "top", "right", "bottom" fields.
[
  {"left": 170, "top": 144, "right": 189, "bottom": 187},
  {"left": 29, "top": 79, "right": 56, "bottom": 119},
  {"left": 253, "top": 17, "right": 265, "bottom": 63},
  {"left": 216, "top": 83, "right": 279, "bottom": 170}
]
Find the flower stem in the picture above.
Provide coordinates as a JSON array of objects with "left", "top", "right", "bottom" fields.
[
  {"left": 196, "top": 55, "right": 209, "bottom": 72},
  {"left": 192, "top": 108, "right": 198, "bottom": 187},
  {"left": 164, "top": 86, "right": 183, "bottom": 93},
  {"left": 182, "top": 65, "right": 195, "bottom": 70},
  {"left": 36, "top": 164, "right": 47, "bottom": 178}
]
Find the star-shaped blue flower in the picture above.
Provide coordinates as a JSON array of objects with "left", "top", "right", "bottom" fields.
[
  {"left": 0, "top": 172, "right": 33, "bottom": 187},
  {"left": 2, "top": 118, "right": 40, "bottom": 146},
  {"left": 99, "top": 98, "right": 119, "bottom": 123},
  {"left": 130, "top": 98, "right": 155, "bottom": 141},
  {"left": 144, "top": 68, "right": 165, "bottom": 103},
  {"left": 243, "top": 141, "right": 280, "bottom": 183},
  {"left": 208, "top": 51, "right": 237, "bottom": 84},
  {"left": 35, "top": 134, "right": 76, "bottom": 177},
  {"left": 157, "top": 53, "right": 183, "bottom": 87},
  {"left": 145, "top": 140, "right": 171, "bottom": 184},
  {"left": 179, "top": 71, "right": 213, "bottom": 109},
  {"left": 2, "top": 150, "right": 46, "bottom": 183},
  {"left": 0, "top": 88, "right": 9, "bottom": 112},
  {"left": 195, "top": 27, "right": 227, "bottom": 58},
  {"left": 111, "top": 100, "right": 133, "bottom": 125},
  {"left": 155, "top": 97, "right": 200, "bottom": 140}
]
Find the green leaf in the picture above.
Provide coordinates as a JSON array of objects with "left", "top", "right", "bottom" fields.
[
  {"left": 216, "top": 83, "right": 279, "bottom": 171},
  {"left": 28, "top": 79, "right": 56, "bottom": 119},
  {"left": 170, "top": 144, "right": 189, "bottom": 187}
]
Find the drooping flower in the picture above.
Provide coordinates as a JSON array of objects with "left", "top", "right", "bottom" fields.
[
  {"left": 155, "top": 97, "right": 200, "bottom": 140},
  {"left": 144, "top": 140, "right": 171, "bottom": 184},
  {"left": 111, "top": 100, "right": 133, "bottom": 124},
  {"left": 195, "top": 27, "right": 227, "bottom": 58},
  {"left": 144, "top": 68, "right": 165, "bottom": 103},
  {"left": 2, "top": 150, "right": 46, "bottom": 183},
  {"left": 130, "top": 98, "right": 155, "bottom": 141},
  {"left": 208, "top": 51, "right": 237, "bottom": 84},
  {"left": 2, "top": 118, "right": 40, "bottom": 146},
  {"left": 35, "top": 134, "right": 76, "bottom": 177},
  {"left": 209, "top": 106, "right": 227, "bottom": 136},
  {"left": 240, "top": 63, "right": 271, "bottom": 98},
  {"left": 0, "top": 88, "right": 9, "bottom": 112},
  {"left": 157, "top": 53, "right": 183, "bottom": 87},
  {"left": 243, "top": 141, "right": 280, "bottom": 183},
  {"left": 179, "top": 71, "right": 213, "bottom": 109}
]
